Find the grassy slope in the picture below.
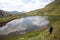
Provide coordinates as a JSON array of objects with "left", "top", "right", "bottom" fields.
[
  {"left": 26, "top": 0, "right": 60, "bottom": 16},
  {"left": 43, "top": 0, "right": 60, "bottom": 16},
  {"left": 0, "top": 15, "right": 21, "bottom": 27}
]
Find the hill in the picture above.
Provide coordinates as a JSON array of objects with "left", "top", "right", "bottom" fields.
[
  {"left": 0, "top": 10, "right": 27, "bottom": 27},
  {"left": 43, "top": 0, "right": 60, "bottom": 15},
  {"left": 0, "top": 10, "right": 21, "bottom": 27},
  {"left": 0, "top": 10, "right": 11, "bottom": 18},
  {"left": 26, "top": 0, "right": 60, "bottom": 16},
  {"left": 9, "top": 11, "right": 26, "bottom": 14}
]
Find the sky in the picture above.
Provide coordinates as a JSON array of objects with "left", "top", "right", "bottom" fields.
[{"left": 0, "top": 0, "right": 54, "bottom": 12}]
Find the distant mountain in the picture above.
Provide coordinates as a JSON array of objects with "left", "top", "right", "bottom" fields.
[
  {"left": 11, "top": 11, "right": 19, "bottom": 13},
  {"left": 10, "top": 11, "right": 26, "bottom": 14}
]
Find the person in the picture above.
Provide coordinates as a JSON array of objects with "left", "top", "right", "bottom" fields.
[{"left": 49, "top": 25, "right": 53, "bottom": 35}]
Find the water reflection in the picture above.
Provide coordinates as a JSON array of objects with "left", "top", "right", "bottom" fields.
[{"left": 0, "top": 16, "right": 49, "bottom": 35}]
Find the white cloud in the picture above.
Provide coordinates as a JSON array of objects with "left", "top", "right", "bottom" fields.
[{"left": 0, "top": 0, "right": 53, "bottom": 12}]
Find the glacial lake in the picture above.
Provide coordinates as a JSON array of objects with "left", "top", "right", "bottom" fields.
[{"left": 0, "top": 16, "right": 49, "bottom": 35}]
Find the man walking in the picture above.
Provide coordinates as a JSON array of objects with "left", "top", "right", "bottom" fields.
[{"left": 49, "top": 25, "right": 53, "bottom": 35}]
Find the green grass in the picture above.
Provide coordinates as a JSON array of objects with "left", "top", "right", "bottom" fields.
[
  {"left": 0, "top": 15, "right": 21, "bottom": 27},
  {"left": 25, "top": 0, "right": 60, "bottom": 16}
]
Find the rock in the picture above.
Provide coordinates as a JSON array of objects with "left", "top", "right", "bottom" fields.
[{"left": 0, "top": 10, "right": 11, "bottom": 18}]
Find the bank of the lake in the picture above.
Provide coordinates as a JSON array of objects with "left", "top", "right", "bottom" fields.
[
  {"left": 0, "top": 16, "right": 49, "bottom": 34},
  {"left": 0, "top": 15, "right": 21, "bottom": 27}
]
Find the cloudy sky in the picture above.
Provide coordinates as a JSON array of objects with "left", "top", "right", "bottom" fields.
[{"left": 0, "top": 0, "right": 53, "bottom": 12}]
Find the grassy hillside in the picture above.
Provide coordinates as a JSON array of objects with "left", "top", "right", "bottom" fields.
[
  {"left": 43, "top": 0, "right": 60, "bottom": 15},
  {"left": 26, "top": 0, "right": 60, "bottom": 16},
  {"left": 0, "top": 14, "right": 21, "bottom": 27}
]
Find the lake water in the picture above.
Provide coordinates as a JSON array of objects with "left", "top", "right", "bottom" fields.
[{"left": 0, "top": 16, "right": 49, "bottom": 35}]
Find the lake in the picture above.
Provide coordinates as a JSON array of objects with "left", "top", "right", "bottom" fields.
[{"left": 0, "top": 16, "right": 49, "bottom": 35}]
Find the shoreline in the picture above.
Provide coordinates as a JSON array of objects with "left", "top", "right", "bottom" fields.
[{"left": 0, "top": 25, "right": 48, "bottom": 40}]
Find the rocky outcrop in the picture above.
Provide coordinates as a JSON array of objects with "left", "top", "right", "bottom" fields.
[{"left": 0, "top": 10, "right": 11, "bottom": 18}]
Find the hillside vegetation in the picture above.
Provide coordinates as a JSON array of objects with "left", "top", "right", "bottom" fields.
[
  {"left": 0, "top": 10, "right": 21, "bottom": 27},
  {"left": 0, "top": 10, "right": 26, "bottom": 27},
  {"left": 26, "top": 0, "right": 60, "bottom": 16},
  {"left": 0, "top": 15, "right": 21, "bottom": 27},
  {"left": 43, "top": 0, "right": 60, "bottom": 15}
]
